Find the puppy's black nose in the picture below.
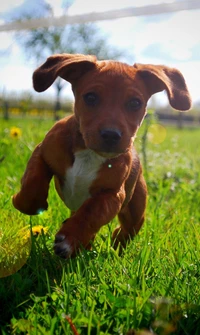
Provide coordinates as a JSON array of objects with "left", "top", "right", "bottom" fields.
[{"left": 100, "top": 129, "right": 122, "bottom": 145}]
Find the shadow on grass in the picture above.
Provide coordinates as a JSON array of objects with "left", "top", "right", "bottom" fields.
[
  {"left": 0, "top": 233, "right": 102, "bottom": 331},
  {"left": 0, "top": 233, "right": 200, "bottom": 335}
]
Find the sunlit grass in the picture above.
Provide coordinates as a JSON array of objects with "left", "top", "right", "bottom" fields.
[
  {"left": 0, "top": 117, "right": 199, "bottom": 334},
  {"left": 0, "top": 213, "right": 31, "bottom": 278}
]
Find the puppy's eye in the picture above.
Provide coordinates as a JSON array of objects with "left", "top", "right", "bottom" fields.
[
  {"left": 83, "top": 92, "right": 99, "bottom": 106},
  {"left": 127, "top": 98, "right": 142, "bottom": 111}
]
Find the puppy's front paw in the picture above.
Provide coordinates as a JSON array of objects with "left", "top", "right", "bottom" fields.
[
  {"left": 54, "top": 234, "right": 74, "bottom": 258},
  {"left": 53, "top": 220, "right": 95, "bottom": 259}
]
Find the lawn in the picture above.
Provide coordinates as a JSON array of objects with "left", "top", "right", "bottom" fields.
[{"left": 0, "top": 116, "right": 199, "bottom": 335}]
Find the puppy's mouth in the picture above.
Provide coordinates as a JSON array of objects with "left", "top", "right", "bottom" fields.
[
  {"left": 92, "top": 144, "right": 130, "bottom": 158},
  {"left": 94, "top": 150, "right": 123, "bottom": 159},
  {"left": 87, "top": 140, "right": 132, "bottom": 159}
]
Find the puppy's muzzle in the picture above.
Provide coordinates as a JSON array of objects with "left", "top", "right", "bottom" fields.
[{"left": 100, "top": 128, "right": 122, "bottom": 149}]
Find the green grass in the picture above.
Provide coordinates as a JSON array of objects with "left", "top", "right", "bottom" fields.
[{"left": 0, "top": 117, "right": 200, "bottom": 335}]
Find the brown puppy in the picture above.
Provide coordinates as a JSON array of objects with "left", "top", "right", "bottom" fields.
[{"left": 12, "top": 54, "right": 191, "bottom": 258}]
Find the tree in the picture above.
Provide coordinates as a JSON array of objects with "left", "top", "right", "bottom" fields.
[{"left": 12, "top": 0, "right": 124, "bottom": 120}]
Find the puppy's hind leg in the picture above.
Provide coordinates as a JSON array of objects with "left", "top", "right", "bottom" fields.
[{"left": 112, "top": 172, "right": 147, "bottom": 250}]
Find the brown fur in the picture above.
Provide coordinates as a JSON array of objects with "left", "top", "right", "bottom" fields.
[{"left": 13, "top": 54, "right": 191, "bottom": 258}]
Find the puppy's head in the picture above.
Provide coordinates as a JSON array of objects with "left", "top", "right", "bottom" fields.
[{"left": 33, "top": 53, "right": 192, "bottom": 157}]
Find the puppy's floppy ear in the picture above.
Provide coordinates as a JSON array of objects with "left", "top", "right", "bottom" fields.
[
  {"left": 134, "top": 63, "right": 192, "bottom": 111},
  {"left": 33, "top": 53, "right": 97, "bottom": 92}
]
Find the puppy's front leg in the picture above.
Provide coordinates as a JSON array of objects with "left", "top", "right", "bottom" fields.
[
  {"left": 13, "top": 144, "right": 53, "bottom": 215},
  {"left": 54, "top": 189, "right": 125, "bottom": 258}
]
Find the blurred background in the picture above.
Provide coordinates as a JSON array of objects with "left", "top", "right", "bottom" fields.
[{"left": 0, "top": 0, "right": 200, "bottom": 124}]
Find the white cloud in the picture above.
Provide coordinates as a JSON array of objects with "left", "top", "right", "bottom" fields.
[
  {"left": 0, "top": 0, "right": 24, "bottom": 13},
  {"left": 0, "top": 64, "right": 33, "bottom": 93},
  {"left": 0, "top": 62, "right": 72, "bottom": 100},
  {"left": 46, "top": 0, "right": 63, "bottom": 17},
  {"left": 135, "top": 10, "right": 200, "bottom": 61},
  {"left": 98, "top": 9, "right": 200, "bottom": 63},
  {"left": 0, "top": 32, "right": 13, "bottom": 49}
]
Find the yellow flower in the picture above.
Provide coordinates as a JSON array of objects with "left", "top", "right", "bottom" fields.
[
  {"left": 31, "top": 225, "right": 48, "bottom": 236},
  {"left": 10, "top": 127, "right": 22, "bottom": 139},
  {"left": 19, "top": 225, "right": 49, "bottom": 240}
]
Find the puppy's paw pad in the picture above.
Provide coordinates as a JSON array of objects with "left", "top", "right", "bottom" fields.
[
  {"left": 54, "top": 234, "right": 65, "bottom": 243},
  {"left": 54, "top": 235, "right": 73, "bottom": 259}
]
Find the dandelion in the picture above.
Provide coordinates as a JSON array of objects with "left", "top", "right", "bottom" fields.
[
  {"left": 10, "top": 127, "right": 22, "bottom": 139},
  {"left": 31, "top": 225, "right": 48, "bottom": 237},
  {"left": 19, "top": 225, "right": 48, "bottom": 241}
]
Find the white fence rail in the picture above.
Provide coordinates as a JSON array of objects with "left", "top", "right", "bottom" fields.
[{"left": 0, "top": 0, "right": 200, "bottom": 32}]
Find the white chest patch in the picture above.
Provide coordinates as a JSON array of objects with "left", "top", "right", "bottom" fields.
[{"left": 62, "top": 149, "right": 106, "bottom": 211}]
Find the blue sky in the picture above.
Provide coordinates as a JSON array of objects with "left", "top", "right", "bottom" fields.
[{"left": 0, "top": 0, "right": 200, "bottom": 107}]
